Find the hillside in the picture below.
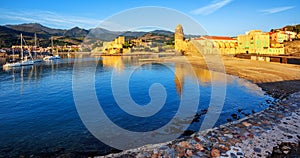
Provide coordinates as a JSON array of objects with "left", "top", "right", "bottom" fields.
[
  {"left": 5, "top": 23, "right": 65, "bottom": 36},
  {"left": 282, "top": 24, "right": 300, "bottom": 34},
  {"left": 1, "top": 23, "right": 86, "bottom": 47},
  {"left": 284, "top": 40, "right": 300, "bottom": 56},
  {"left": 137, "top": 30, "right": 174, "bottom": 45},
  {"left": 271, "top": 24, "right": 300, "bottom": 34},
  {"left": 0, "top": 26, "right": 21, "bottom": 48},
  {"left": 0, "top": 23, "right": 176, "bottom": 48},
  {"left": 64, "top": 27, "right": 89, "bottom": 37}
]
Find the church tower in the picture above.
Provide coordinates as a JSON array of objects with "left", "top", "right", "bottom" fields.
[{"left": 174, "top": 24, "right": 185, "bottom": 52}]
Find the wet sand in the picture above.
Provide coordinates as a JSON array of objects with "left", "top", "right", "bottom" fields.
[
  {"left": 101, "top": 56, "right": 300, "bottom": 158},
  {"left": 168, "top": 55, "right": 300, "bottom": 99}
]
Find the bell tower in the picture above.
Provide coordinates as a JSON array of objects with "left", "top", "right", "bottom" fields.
[{"left": 174, "top": 24, "right": 184, "bottom": 52}]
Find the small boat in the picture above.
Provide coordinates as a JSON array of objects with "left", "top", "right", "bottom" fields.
[
  {"left": 3, "top": 51, "right": 20, "bottom": 67},
  {"left": 20, "top": 59, "right": 34, "bottom": 66},
  {"left": 3, "top": 62, "right": 21, "bottom": 67},
  {"left": 33, "top": 59, "right": 43, "bottom": 63},
  {"left": 43, "top": 55, "right": 56, "bottom": 61},
  {"left": 3, "top": 58, "right": 34, "bottom": 67},
  {"left": 43, "top": 37, "right": 60, "bottom": 60},
  {"left": 18, "top": 56, "right": 34, "bottom": 66},
  {"left": 54, "top": 54, "right": 61, "bottom": 59}
]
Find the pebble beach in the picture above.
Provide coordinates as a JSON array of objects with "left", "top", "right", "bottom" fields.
[
  {"left": 102, "top": 91, "right": 300, "bottom": 158},
  {"left": 101, "top": 56, "right": 300, "bottom": 158}
]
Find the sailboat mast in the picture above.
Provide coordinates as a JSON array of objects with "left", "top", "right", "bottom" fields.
[
  {"left": 34, "top": 33, "right": 37, "bottom": 59},
  {"left": 12, "top": 49, "right": 15, "bottom": 61},
  {"left": 51, "top": 37, "right": 53, "bottom": 54},
  {"left": 21, "top": 33, "right": 23, "bottom": 60},
  {"left": 34, "top": 33, "right": 37, "bottom": 47}
]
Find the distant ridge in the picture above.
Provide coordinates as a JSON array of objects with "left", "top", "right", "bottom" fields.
[
  {"left": 0, "top": 23, "right": 177, "bottom": 48},
  {"left": 5, "top": 23, "right": 65, "bottom": 36},
  {"left": 271, "top": 24, "right": 300, "bottom": 33}
]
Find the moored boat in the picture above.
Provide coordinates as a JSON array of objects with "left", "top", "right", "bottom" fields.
[
  {"left": 3, "top": 34, "right": 34, "bottom": 68},
  {"left": 43, "top": 55, "right": 57, "bottom": 61}
]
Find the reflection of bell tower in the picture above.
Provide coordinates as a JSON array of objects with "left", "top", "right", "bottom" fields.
[
  {"left": 174, "top": 63, "right": 185, "bottom": 95},
  {"left": 175, "top": 24, "right": 184, "bottom": 52}
]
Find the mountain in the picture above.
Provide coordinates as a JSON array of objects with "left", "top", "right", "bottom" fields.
[
  {"left": 1, "top": 23, "right": 87, "bottom": 47},
  {"left": 87, "top": 27, "right": 121, "bottom": 41},
  {"left": 150, "top": 30, "right": 173, "bottom": 36},
  {"left": 5, "top": 23, "right": 65, "bottom": 37},
  {"left": 0, "top": 23, "right": 177, "bottom": 48},
  {"left": 88, "top": 29, "right": 147, "bottom": 41},
  {"left": 64, "top": 27, "right": 89, "bottom": 38},
  {"left": 0, "top": 26, "right": 20, "bottom": 48},
  {"left": 137, "top": 30, "right": 174, "bottom": 44},
  {"left": 121, "top": 31, "right": 147, "bottom": 37}
]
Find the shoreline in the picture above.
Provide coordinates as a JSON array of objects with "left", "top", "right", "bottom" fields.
[
  {"left": 103, "top": 92, "right": 300, "bottom": 158},
  {"left": 168, "top": 55, "right": 300, "bottom": 99},
  {"left": 101, "top": 55, "right": 300, "bottom": 157}
]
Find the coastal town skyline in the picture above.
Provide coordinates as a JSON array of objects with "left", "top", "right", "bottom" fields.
[{"left": 0, "top": 0, "right": 299, "bottom": 36}]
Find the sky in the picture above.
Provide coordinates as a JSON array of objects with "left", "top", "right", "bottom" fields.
[{"left": 0, "top": 0, "right": 299, "bottom": 36}]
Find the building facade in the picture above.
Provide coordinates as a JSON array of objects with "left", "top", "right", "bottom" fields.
[
  {"left": 103, "top": 36, "right": 126, "bottom": 54},
  {"left": 193, "top": 36, "right": 237, "bottom": 55},
  {"left": 237, "top": 30, "right": 284, "bottom": 55},
  {"left": 174, "top": 24, "right": 300, "bottom": 56},
  {"left": 174, "top": 24, "right": 238, "bottom": 55}
]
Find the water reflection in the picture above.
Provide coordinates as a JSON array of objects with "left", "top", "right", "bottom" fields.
[
  {"left": 1, "top": 56, "right": 265, "bottom": 97},
  {"left": 100, "top": 56, "right": 124, "bottom": 72},
  {"left": 0, "top": 56, "right": 273, "bottom": 157},
  {"left": 173, "top": 62, "right": 265, "bottom": 96}
]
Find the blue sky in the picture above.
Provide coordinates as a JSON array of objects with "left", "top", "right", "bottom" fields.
[{"left": 0, "top": 0, "right": 299, "bottom": 36}]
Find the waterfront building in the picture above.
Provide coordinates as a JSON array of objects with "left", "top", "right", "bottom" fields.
[
  {"left": 270, "top": 31, "right": 297, "bottom": 42},
  {"left": 237, "top": 30, "right": 284, "bottom": 55},
  {"left": 285, "top": 31, "right": 298, "bottom": 41},
  {"left": 174, "top": 24, "right": 237, "bottom": 55},
  {"left": 174, "top": 24, "right": 300, "bottom": 56},
  {"left": 103, "top": 36, "right": 126, "bottom": 54},
  {"left": 193, "top": 36, "right": 238, "bottom": 55}
]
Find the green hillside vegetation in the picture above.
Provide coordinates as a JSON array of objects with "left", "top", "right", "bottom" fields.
[
  {"left": 283, "top": 24, "right": 300, "bottom": 34},
  {"left": 0, "top": 23, "right": 176, "bottom": 49}
]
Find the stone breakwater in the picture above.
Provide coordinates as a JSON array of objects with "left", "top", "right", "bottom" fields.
[{"left": 101, "top": 92, "right": 300, "bottom": 158}]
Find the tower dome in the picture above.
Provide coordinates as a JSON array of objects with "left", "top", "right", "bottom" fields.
[
  {"left": 175, "top": 24, "right": 183, "bottom": 35},
  {"left": 174, "top": 24, "right": 185, "bottom": 53}
]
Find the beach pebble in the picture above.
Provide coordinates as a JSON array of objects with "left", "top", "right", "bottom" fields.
[{"left": 211, "top": 148, "right": 220, "bottom": 157}]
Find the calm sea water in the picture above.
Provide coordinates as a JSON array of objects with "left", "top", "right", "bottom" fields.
[{"left": 0, "top": 56, "right": 273, "bottom": 157}]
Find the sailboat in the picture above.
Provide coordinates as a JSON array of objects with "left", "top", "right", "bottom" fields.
[
  {"left": 43, "top": 37, "right": 60, "bottom": 61},
  {"left": 53, "top": 37, "right": 61, "bottom": 59},
  {"left": 32, "top": 33, "right": 42, "bottom": 63},
  {"left": 3, "top": 34, "right": 34, "bottom": 67}
]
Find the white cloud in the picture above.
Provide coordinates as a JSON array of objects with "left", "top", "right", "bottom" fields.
[
  {"left": 260, "top": 6, "right": 295, "bottom": 14},
  {"left": 0, "top": 9, "right": 100, "bottom": 29},
  {"left": 190, "top": 0, "right": 233, "bottom": 15}
]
